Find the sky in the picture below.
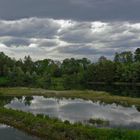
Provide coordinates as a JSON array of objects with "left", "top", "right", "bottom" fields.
[{"left": 0, "top": 0, "right": 140, "bottom": 61}]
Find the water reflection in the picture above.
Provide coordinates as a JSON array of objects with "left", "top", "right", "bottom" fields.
[
  {"left": 0, "top": 124, "right": 38, "bottom": 140},
  {"left": 0, "top": 96, "right": 14, "bottom": 106},
  {"left": 5, "top": 96, "right": 140, "bottom": 129}
]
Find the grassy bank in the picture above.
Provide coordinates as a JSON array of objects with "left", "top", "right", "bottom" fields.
[
  {"left": 0, "top": 87, "right": 140, "bottom": 107},
  {"left": 0, "top": 107, "right": 140, "bottom": 140}
]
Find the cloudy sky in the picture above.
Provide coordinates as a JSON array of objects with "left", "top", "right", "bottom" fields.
[{"left": 0, "top": 0, "right": 140, "bottom": 61}]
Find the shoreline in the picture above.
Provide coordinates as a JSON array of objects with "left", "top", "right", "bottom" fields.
[{"left": 0, "top": 87, "right": 140, "bottom": 107}]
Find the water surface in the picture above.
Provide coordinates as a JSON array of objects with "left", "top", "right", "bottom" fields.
[
  {"left": 0, "top": 124, "right": 38, "bottom": 140},
  {"left": 5, "top": 96, "right": 140, "bottom": 129}
]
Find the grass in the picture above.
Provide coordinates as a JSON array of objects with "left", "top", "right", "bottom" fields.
[
  {"left": 0, "top": 107, "right": 140, "bottom": 140},
  {"left": 0, "top": 87, "right": 140, "bottom": 107}
]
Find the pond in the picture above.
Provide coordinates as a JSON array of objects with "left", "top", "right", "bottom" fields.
[
  {"left": 4, "top": 96, "right": 140, "bottom": 129},
  {"left": 0, "top": 124, "right": 39, "bottom": 140}
]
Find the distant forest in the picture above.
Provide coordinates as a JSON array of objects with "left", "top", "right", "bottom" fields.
[{"left": 1, "top": 48, "right": 140, "bottom": 90}]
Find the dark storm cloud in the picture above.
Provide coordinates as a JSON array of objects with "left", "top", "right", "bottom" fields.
[
  {"left": 0, "top": 37, "right": 30, "bottom": 47},
  {"left": 0, "top": 0, "right": 140, "bottom": 21}
]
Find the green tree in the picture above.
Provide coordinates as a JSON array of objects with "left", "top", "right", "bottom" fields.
[
  {"left": 8, "top": 66, "right": 24, "bottom": 86},
  {"left": 96, "top": 59, "right": 116, "bottom": 83},
  {"left": 31, "top": 71, "right": 38, "bottom": 86},
  {"left": 114, "top": 51, "right": 133, "bottom": 63},
  {"left": 24, "top": 71, "right": 32, "bottom": 86},
  {"left": 61, "top": 58, "right": 80, "bottom": 75},
  {"left": 23, "top": 56, "right": 34, "bottom": 73},
  {"left": 134, "top": 48, "right": 140, "bottom": 62}
]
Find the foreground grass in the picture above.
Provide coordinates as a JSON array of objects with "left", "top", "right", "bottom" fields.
[
  {"left": 0, "top": 87, "right": 140, "bottom": 107},
  {"left": 0, "top": 107, "right": 140, "bottom": 140}
]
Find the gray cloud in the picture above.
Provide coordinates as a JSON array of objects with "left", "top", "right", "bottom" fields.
[
  {"left": 0, "top": 18, "right": 60, "bottom": 38},
  {"left": 0, "top": 1, "right": 140, "bottom": 61},
  {"left": 0, "top": 18, "right": 140, "bottom": 60},
  {"left": 0, "top": 37, "right": 30, "bottom": 47},
  {"left": 0, "top": 0, "right": 140, "bottom": 21},
  {"left": 57, "top": 45, "right": 114, "bottom": 56}
]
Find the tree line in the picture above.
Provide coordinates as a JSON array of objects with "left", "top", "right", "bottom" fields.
[{"left": 1, "top": 48, "right": 140, "bottom": 90}]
